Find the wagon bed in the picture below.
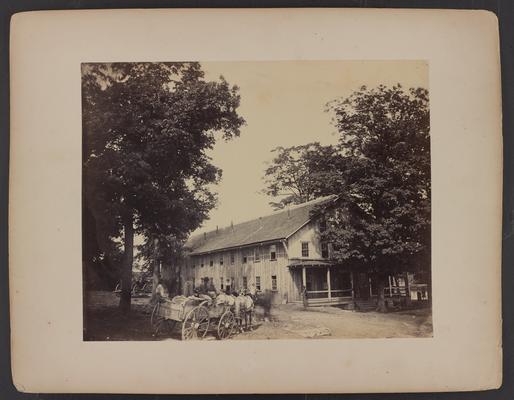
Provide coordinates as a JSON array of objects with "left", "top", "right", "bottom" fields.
[{"left": 151, "top": 295, "right": 236, "bottom": 340}]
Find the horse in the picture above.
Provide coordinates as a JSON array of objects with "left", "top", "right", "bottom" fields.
[
  {"left": 215, "top": 292, "right": 236, "bottom": 307},
  {"left": 233, "top": 290, "right": 254, "bottom": 332}
]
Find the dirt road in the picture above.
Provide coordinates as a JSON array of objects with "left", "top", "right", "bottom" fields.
[
  {"left": 236, "top": 303, "right": 432, "bottom": 340},
  {"left": 84, "top": 291, "right": 432, "bottom": 341}
]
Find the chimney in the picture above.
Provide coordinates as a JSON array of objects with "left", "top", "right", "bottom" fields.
[
  {"left": 287, "top": 208, "right": 291, "bottom": 218},
  {"left": 203, "top": 232, "right": 207, "bottom": 241},
  {"left": 259, "top": 217, "right": 263, "bottom": 227},
  {"left": 231, "top": 221, "right": 234, "bottom": 232},
  {"left": 216, "top": 225, "right": 219, "bottom": 234}
]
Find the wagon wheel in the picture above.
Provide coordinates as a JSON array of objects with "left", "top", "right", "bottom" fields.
[
  {"left": 217, "top": 310, "right": 236, "bottom": 340},
  {"left": 154, "top": 319, "right": 176, "bottom": 337},
  {"left": 150, "top": 302, "right": 164, "bottom": 329},
  {"left": 182, "top": 306, "right": 210, "bottom": 340}
]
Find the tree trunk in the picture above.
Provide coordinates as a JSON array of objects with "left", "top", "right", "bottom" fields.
[
  {"left": 119, "top": 215, "right": 134, "bottom": 315},
  {"left": 150, "top": 238, "right": 160, "bottom": 304},
  {"left": 177, "top": 264, "right": 182, "bottom": 296},
  {"left": 376, "top": 273, "right": 388, "bottom": 312},
  {"left": 403, "top": 272, "right": 412, "bottom": 307}
]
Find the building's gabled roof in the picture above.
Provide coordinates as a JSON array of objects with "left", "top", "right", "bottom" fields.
[{"left": 186, "top": 195, "right": 337, "bottom": 255}]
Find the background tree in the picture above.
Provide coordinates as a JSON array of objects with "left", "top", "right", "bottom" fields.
[
  {"left": 263, "top": 143, "right": 340, "bottom": 209},
  {"left": 82, "top": 62, "right": 245, "bottom": 314},
  {"left": 135, "top": 232, "right": 185, "bottom": 302}
]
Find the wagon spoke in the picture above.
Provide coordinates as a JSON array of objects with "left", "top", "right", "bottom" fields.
[
  {"left": 217, "top": 310, "right": 236, "bottom": 340},
  {"left": 182, "top": 306, "right": 210, "bottom": 340}
]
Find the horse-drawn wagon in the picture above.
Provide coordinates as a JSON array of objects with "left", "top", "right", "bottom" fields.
[{"left": 151, "top": 294, "right": 239, "bottom": 340}]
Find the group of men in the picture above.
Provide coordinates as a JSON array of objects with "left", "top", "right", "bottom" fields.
[{"left": 154, "top": 277, "right": 259, "bottom": 303}]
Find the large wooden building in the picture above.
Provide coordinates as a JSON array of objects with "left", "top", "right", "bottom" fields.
[{"left": 180, "top": 195, "right": 413, "bottom": 307}]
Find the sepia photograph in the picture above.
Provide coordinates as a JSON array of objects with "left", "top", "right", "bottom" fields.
[
  {"left": 82, "top": 60, "right": 431, "bottom": 341},
  {"left": 8, "top": 7, "right": 504, "bottom": 393}
]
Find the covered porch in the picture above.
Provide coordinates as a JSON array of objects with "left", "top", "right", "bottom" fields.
[
  {"left": 288, "top": 259, "right": 411, "bottom": 308},
  {"left": 288, "top": 259, "right": 354, "bottom": 306}
]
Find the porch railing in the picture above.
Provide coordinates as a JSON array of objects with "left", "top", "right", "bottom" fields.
[
  {"left": 306, "top": 288, "right": 353, "bottom": 299},
  {"left": 384, "top": 286, "right": 408, "bottom": 297}
]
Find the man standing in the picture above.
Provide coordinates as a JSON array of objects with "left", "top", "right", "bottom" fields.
[{"left": 301, "top": 285, "right": 308, "bottom": 309}]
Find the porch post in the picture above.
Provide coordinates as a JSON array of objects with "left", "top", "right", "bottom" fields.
[
  {"left": 388, "top": 275, "right": 392, "bottom": 297},
  {"left": 369, "top": 276, "right": 373, "bottom": 297},
  {"left": 302, "top": 266, "right": 306, "bottom": 288},
  {"left": 327, "top": 267, "right": 332, "bottom": 300}
]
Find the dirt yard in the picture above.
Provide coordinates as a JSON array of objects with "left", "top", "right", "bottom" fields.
[{"left": 83, "top": 291, "right": 432, "bottom": 341}]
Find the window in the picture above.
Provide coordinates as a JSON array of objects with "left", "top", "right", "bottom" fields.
[
  {"left": 200, "top": 258, "right": 204, "bottom": 268},
  {"left": 321, "top": 242, "right": 329, "bottom": 258},
  {"left": 209, "top": 259, "right": 214, "bottom": 267},
  {"left": 243, "top": 276, "right": 248, "bottom": 289},
  {"left": 243, "top": 249, "right": 254, "bottom": 264},
  {"left": 255, "top": 276, "right": 261, "bottom": 291},
  {"left": 254, "top": 247, "right": 261, "bottom": 263},
  {"left": 270, "top": 245, "right": 277, "bottom": 261},
  {"left": 230, "top": 252, "right": 235, "bottom": 265},
  {"left": 220, "top": 277, "right": 224, "bottom": 290},
  {"left": 271, "top": 275, "right": 277, "bottom": 291},
  {"left": 319, "top": 219, "right": 327, "bottom": 232},
  {"left": 219, "top": 255, "right": 224, "bottom": 266},
  {"left": 301, "top": 242, "right": 309, "bottom": 257}
]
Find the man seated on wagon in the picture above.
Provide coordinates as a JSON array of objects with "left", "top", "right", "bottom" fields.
[{"left": 155, "top": 279, "right": 171, "bottom": 302}]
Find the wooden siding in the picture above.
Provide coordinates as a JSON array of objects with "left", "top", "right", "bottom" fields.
[
  {"left": 178, "top": 219, "right": 334, "bottom": 304},
  {"left": 180, "top": 241, "right": 302, "bottom": 303},
  {"left": 288, "top": 220, "right": 324, "bottom": 259}
]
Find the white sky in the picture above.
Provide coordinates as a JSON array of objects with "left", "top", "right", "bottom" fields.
[{"left": 193, "top": 60, "right": 428, "bottom": 235}]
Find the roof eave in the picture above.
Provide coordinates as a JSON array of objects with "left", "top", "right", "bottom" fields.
[{"left": 188, "top": 237, "right": 287, "bottom": 256}]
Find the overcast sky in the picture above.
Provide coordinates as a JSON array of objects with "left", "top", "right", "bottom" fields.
[{"left": 193, "top": 60, "right": 428, "bottom": 235}]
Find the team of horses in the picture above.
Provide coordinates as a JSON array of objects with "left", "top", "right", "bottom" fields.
[{"left": 215, "top": 290, "right": 255, "bottom": 332}]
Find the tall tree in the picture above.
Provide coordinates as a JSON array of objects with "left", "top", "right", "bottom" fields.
[
  {"left": 82, "top": 62, "right": 245, "bottom": 314},
  {"left": 262, "top": 85, "right": 430, "bottom": 312},
  {"left": 323, "top": 85, "right": 431, "bottom": 311}
]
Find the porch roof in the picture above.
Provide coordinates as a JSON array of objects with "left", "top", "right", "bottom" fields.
[{"left": 287, "top": 258, "right": 335, "bottom": 269}]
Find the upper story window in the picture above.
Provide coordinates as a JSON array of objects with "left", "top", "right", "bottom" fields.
[
  {"left": 255, "top": 276, "right": 261, "bottom": 291},
  {"left": 209, "top": 259, "right": 214, "bottom": 267},
  {"left": 301, "top": 242, "right": 309, "bottom": 257},
  {"left": 242, "top": 248, "right": 253, "bottom": 264},
  {"left": 254, "top": 247, "right": 261, "bottom": 263},
  {"left": 321, "top": 242, "right": 329, "bottom": 258},
  {"left": 219, "top": 255, "right": 224, "bottom": 266},
  {"left": 243, "top": 276, "right": 248, "bottom": 289},
  {"left": 200, "top": 257, "right": 204, "bottom": 268},
  {"left": 270, "top": 245, "right": 277, "bottom": 261},
  {"left": 230, "top": 252, "right": 235, "bottom": 265}
]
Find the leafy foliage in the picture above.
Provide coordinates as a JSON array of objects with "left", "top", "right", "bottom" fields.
[
  {"left": 264, "top": 85, "right": 430, "bottom": 276},
  {"left": 82, "top": 62, "right": 245, "bottom": 311},
  {"left": 324, "top": 85, "right": 430, "bottom": 273},
  {"left": 263, "top": 143, "right": 340, "bottom": 209}
]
